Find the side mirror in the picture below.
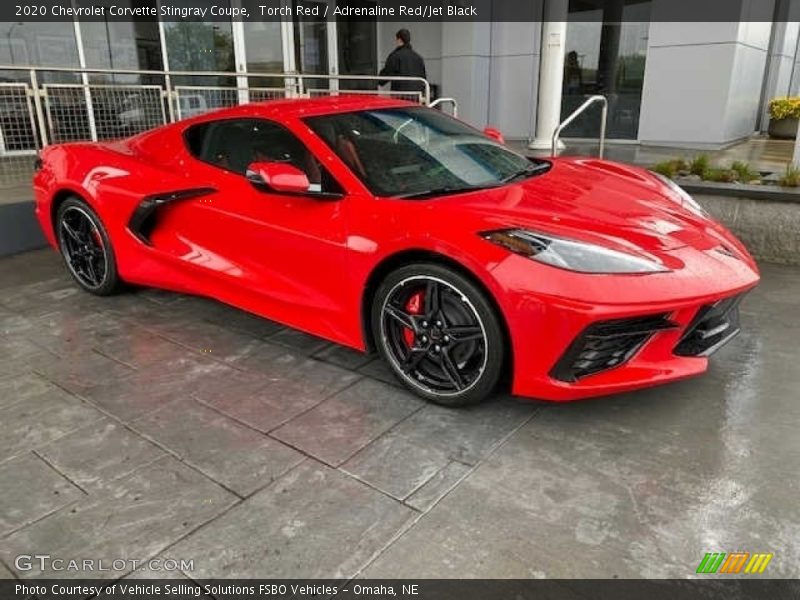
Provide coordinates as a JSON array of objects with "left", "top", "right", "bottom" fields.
[
  {"left": 483, "top": 127, "right": 505, "bottom": 145},
  {"left": 246, "top": 161, "right": 310, "bottom": 194}
]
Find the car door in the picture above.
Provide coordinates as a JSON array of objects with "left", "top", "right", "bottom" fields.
[{"left": 149, "top": 117, "right": 352, "bottom": 343}]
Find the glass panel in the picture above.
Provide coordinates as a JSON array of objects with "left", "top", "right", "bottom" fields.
[
  {"left": 293, "top": 0, "right": 329, "bottom": 90},
  {"left": 562, "top": 0, "right": 651, "bottom": 140},
  {"left": 163, "top": 0, "right": 235, "bottom": 87},
  {"left": 242, "top": 20, "right": 284, "bottom": 88},
  {"left": 184, "top": 118, "right": 342, "bottom": 193},
  {"left": 0, "top": 22, "right": 80, "bottom": 83},
  {"left": 337, "top": 2, "right": 377, "bottom": 91},
  {"left": 77, "top": 0, "right": 162, "bottom": 84}
]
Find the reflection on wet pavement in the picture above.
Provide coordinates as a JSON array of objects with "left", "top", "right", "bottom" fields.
[{"left": 0, "top": 250, "right": 797, "bottom": 579}]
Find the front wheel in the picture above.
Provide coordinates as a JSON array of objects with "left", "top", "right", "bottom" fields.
[{"left": 371, "top": 263, "right": 505, "bottom": 407}]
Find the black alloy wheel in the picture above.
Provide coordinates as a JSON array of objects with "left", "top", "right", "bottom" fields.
[
  {"left": 372, "top": 263, "right": 505, "bottom": 406},
  {"left": 57, "top": 197, "right": 121, "bottom": 295}
]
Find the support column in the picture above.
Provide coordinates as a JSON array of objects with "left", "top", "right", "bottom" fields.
[
  {"left": 231, "top": 0, "right": 249, "bottom": 105},
  {"left": 528, "top": 0, "right": 569, "bottom": 152}
]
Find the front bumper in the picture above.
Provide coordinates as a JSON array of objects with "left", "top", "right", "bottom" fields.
[{"left": 492, "top": 247, "right": 759, "bottom": 402}]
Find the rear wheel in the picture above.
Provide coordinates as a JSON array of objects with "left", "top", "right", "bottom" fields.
[
  {"left": 371, "top": 263, "right": 505, "bottom": 407},
  {"left": 56, "top": 197, "right": 121, "bottom": 296}
]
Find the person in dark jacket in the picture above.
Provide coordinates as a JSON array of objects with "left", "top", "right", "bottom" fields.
[{"left": 379, "top": 29, "right": 427, "bottom": 94}]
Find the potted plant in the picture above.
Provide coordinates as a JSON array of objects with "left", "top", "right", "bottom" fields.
[{"left": 768, "top": 97, "right": 800, "bottom": 139}]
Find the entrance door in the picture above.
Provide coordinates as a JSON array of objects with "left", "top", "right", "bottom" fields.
[
  {"left": 232, "top": 1, "right": 378, "bottom": 95},
  {"left": 562, "top": 0, "right": 652, "bottom": 140},
  {"left": 336, "top": 1, "right": 378, "bottom": 91},
  {"left": 292, "top": 0, "right": 336, "bottom": 91}
]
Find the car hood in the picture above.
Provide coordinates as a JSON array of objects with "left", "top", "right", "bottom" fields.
[{"left": 432, "top": 157, "right": 740, "bottom": 262}]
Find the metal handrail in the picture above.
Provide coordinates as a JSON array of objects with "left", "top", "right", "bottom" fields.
[
  {"left": 428, "top": 97, "right": 458, "bottom": 117},
  {"left": 552, "top": 94, "right": 608, "bottom": 158},
  {"left": 0, "top": 64, "right": 432, "bottom": 105}
]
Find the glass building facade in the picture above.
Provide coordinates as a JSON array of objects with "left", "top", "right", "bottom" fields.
[
  {"left": 562, "top": 0, "right": 652, "bottom": 140},
  {"left": 0, "top": 6, "right": 378, "bottom": 85},
  {"left": 0, "top": 4, "right": 788, "bottom": 147}
]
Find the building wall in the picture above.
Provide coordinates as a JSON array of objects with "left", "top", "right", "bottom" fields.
[
  {"left": 440, "top": 22, "right": 492, "bottom": 128},
  {"left": 488, "top": 21, "right": 542, "bottom": 140},
  {"left": 638, "top": 0, "right": 774, "bottom": 147},
  {"left": 378, "top": 10, "right": 543, "bottom": 140}
]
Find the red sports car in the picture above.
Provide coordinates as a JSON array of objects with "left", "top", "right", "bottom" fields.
[{"left": 33, "top": 96, "right": 759, "bottom": 406}]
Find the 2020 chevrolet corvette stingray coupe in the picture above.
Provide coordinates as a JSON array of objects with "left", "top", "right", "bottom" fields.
[{"left": 34, "top": 96, "right": 759, "bottom": 406}]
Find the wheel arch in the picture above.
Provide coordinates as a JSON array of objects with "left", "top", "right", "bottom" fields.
[
  {"left": 360, "top": 248, "right": 514, "bottom": 380},
  {"left": 50, "top": 187, "right": 94, "bottom": 248}
]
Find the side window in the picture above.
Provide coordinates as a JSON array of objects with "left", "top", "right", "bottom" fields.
[{"left": 183, "top": 119, "right": 343, "bottom": 194}]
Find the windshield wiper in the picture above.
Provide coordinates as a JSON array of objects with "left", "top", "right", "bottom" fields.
[
  {"left": 393, "top": 185, "right": 491, "bottom": 200},
  {"left": 500, "top": 162, "right": 550, "bottom": 184},
  {"left": 392, "top": 162, "right": 550, "bottom": 199}
]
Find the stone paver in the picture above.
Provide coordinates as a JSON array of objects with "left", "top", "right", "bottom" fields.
[
  {"left": 0, "top": 456, "right": 237, "bottom": 579},
  {"left": 271, "top": 378, "right": 423, "bottom": 466},
  {"left": 313, "top": 343, "right": 375, "bottom": 370},
  {"left": 202, "top": 302, "right": 284, "bottom": 339},
  {"left": 267, "top": 327, "right": 333, "bottom": 355},
  {"left": 0, "top": 338, "right": 58, "bottom": 380},
  {"left": 0, "top": 453, "right": 83, "bottom": 536},
  {"left": 0, "top": 383, "right": 105, "bottom": 462},
  {"left": 79, "top": 358, "right": 234, "bottom": 422},
  {"left": 404, "top": 461, "right": 472, "bottom": 512},
  {"left": 168, "top": 461, "right": 416, "bottom": 578},
  {"left": 195, "top": 346, "right": 362, "bottom": 432},
  {"left": 341, "top": 432, "right": 452, "bottom": 500},
  {"left": 388, "top": 396, "right": 538, "bottom": 466},
  {"left": 35, "top": 349, "right": 136, "bottom": 397},
  {"left": 0, "top": 560, "right": 13, "bottom": 580},
  {"left": 133, "top": 398, "right": 305, "bottom": 497},
  {"left": 0, "top": 372, "right": 53, "bottom": 410},
  {"left": 0, "top": 250, "right": 798, "bottom": 580},
  {"left": 146, "top": 319, "right": 267, "bottom": 364},
  {"left": 37, "top": 418, "right": 165, "bottom": 491}
]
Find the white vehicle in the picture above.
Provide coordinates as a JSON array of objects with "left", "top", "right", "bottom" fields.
[{"left": 178, "top": 94, "right": 209, "bottom": 119}]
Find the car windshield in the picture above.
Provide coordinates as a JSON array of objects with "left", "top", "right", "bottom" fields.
[{"left": 304, "top": 106, "right": 549, "bottom": 198}]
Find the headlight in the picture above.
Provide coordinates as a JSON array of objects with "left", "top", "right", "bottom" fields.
[
  {"left": 653, "top": 172, "right": 708, "bottom": 217},
  {"left": 484, "top": 229, "right": 669, "bottom": 274}
]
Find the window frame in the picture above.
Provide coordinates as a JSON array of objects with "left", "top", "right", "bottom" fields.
[{"left": 181, "top": 116, "right": 345, "bottom": 199}]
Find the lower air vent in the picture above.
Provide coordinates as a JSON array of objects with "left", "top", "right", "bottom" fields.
[
  {"left": 674, "top": 295, "right": 743, "bottom": 357},
  {"left": 551, "top": 314, "right": 677, "bottom": 382}
]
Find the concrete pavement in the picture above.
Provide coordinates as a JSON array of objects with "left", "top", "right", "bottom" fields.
[{"left": 0, "top": 249, "right": 798, "bottom": 581}]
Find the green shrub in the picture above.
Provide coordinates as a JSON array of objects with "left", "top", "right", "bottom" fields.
[
  {"left": 651, "top": 158, "right": 688, "bottom": 178},
  {"left": 702, "top": 168, "right": 738, "bottom": 183},
  {"left": 730, "top": 161, "right": 760, "bottom": 183},
  {"left": 689, "top": 154, "right": 710, "bottom": 176},
  {"left": 779, "top": 164, "right": 800, "bottom": 187},
  {"left": 651, "top": 157, "right": 763, "bottom": 185},
  {"left": 768, "top": 97, "right": 800, "bottom": 120}
]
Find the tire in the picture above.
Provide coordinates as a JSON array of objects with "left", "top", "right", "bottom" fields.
[
  {"left": 371, "top": 262, "right": 505, "bottom": 407},
  {"left": 56, "top": 196, "right": 122, "bottom": 296}
]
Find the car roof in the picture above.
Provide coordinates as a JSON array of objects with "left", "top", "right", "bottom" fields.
[
  {"left": 124, "top": 95, "right": 425, "bottom": 156},
  {"left": 183, "top": 95, "right": 418, "bottom": 123}
]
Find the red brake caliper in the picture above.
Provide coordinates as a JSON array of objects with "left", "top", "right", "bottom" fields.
[{"left": 403, "top": 290, "right": 424, "bottom": 347}]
